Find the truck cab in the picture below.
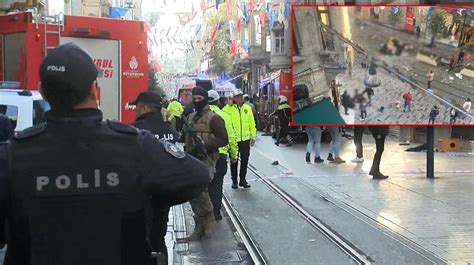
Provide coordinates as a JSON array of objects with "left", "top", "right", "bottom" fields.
[{"left": 0, "top": 88, "right": 50, "bottom": 131}]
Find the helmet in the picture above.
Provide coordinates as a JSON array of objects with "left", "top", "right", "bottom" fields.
[
  {"left": 278, "top": 95, "right": 288, "bottom": 103},
  {"left": 233, "top": 89, "right": 244, "bottom": 97},
  {"left": 208, "top": 89, "right": 220, "bottom": 102}
]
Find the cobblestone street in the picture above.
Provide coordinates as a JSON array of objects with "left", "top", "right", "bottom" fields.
[{"left": 332, "top": 17, "right": 474, "bottom": 124}]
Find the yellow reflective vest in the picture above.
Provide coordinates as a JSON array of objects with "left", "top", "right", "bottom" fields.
[
  {"left": 167, "top": 100, "right": 183, "bottom": 117},
  {"left": 223, "top": 103, "right": 256, "bottom": 142},
  {"left": 209, "top": 105, "right": 238, "bottom": 159}
]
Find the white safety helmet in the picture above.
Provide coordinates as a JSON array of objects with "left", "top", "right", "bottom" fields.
[
  {"left": 208, "top": 89, "right": 220, "bottom": 102},
  {"left": 278, "top": 95, "right": 288, "bottom": 103},
  {"left": 233, "top": 89, "right": 244, "bottom": 97}
]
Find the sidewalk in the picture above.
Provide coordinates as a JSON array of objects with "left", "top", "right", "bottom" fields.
[
  {"left": 335, "top": 63, "right": 473, "bottom": 124},
  {"left": 251, "top": 132, "right": 474, "bottom": 264}
]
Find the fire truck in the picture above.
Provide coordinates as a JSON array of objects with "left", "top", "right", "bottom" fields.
[
  {"left": 258, "top": 70, "right": 305, "bottom": 140},
  {"left": 0, "top": 11, "right": 148, "bottom": 124}
]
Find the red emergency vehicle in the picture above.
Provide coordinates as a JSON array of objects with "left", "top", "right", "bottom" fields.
[{"left": 0, "top": 11, "right": 148, "bottom": 124}]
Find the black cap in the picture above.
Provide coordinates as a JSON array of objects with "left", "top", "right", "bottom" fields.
[
  {"left": 39, "top": 42, "right": 98, "bottom": 90},
  {"left": 192, "top": 86, "right": 207, "bottom": 97},
  {"left": 130, "top": 91, "right": 162, "bottom": 106}
]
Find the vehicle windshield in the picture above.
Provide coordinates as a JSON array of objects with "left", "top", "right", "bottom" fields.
[
  {"left": 178, "top": 89, "right": 193, "bottom": 107},
  {"left": 33, "top": 99, "right": 50, "bottom": 125},
  {"left": 0, "top": 104, "right": 19, "bottom": 130}
]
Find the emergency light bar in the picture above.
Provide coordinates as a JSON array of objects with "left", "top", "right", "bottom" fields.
[{"left": 0, "top": 81, "right": 21, "bottom": 89}]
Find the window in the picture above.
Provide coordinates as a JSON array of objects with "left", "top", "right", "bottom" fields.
[
  {"left": 275, "top": 30, "right": 284, "bottom": 53},
  {"left": 274, "top": 26, "right": 285, "bottom": 54},
  {"left": 0, "top": 104, "right": 18, "bottom": 130},
  {"left": 33, "top": 99, "right": 50, "bottom": 125}
]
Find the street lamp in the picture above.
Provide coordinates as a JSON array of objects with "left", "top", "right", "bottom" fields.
[{"left": 363, "top": 60, "right": 381, "bottom": 88}]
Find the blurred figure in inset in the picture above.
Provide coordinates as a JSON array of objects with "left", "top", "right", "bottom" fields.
[
  {"left": 428, "top": 105, "right": 439, "bottom": 124},
  {"left": 327, "top": 126, "right": 345, "bottom": 164},
  {"left": 363, "top": 86, "right": 374, "bottom": 106},
  {"left": 457, "top": 48, "right": 465, "bottom": 65},
  {"left": 449, "top": 108, "right": 458, "bottom": 124},
  {"left": 426, "top": 70, "right": 434, "bottom": 90},
  {"left": 462, "top": 98, "right": 471, "bottom": 113},
  {"left": 449, "top": 55, "right": 456, "bottom": 72},
  {"left": 368, "top": 126, "right": 389, "bottom": 180},
  {"left": 305, "top": 126, "right": 324, "bottom": 164},
  {"left": 402, "top": 91, "right": 413, "bottom": 112},
  {"left": 341, "top": 90, "right": 351, "bottom": 115}
]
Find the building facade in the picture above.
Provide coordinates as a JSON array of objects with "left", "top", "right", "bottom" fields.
[{"left": 293, "top": 6, "right": 351, "bottom": 101}]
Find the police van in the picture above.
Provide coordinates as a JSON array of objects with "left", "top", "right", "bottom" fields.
[{"left": 0, "top": 82, "right": 50, "bottom": 131}]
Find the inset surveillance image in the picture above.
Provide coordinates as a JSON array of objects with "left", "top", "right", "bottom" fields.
[{"left": 292, "top": 5, "right": 473, "bottom": 125}]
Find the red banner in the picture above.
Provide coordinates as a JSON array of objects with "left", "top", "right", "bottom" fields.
[
  {"left": 405, "top": 11, "right": 414, "bottom": 31},
  {"left": 226, "top": 0, "right": 232, "bottom": 17}
]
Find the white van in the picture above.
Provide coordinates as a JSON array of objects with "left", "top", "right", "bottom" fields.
[{"left": 0, "top": 89, "right": 50, "bottom": 131}]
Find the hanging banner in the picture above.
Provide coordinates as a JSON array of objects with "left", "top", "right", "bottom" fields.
[
  {"left": 284, "top": 2, "right": 290, "bottom": 19},
  {"left": 201, "top": 0, "right": 206, "bottom": 14},
  {"left": 260, "top": 11, "right": 266, "bottom": 28},
  {"left": 226, "top": 0, "right": 232, "bottom": 17},
  {"left": 243, "top": 2, "right": 249, "bottom": 24},
  {"left": 254, "top": 15, "right": 261, "bottom": 46},
  {"left": 405, "top": 11, "right": 414, "bottom": 31},
  {"left": 229, "top": 20, "right": 236, "bottom": 40},
  {"left": 269, "top": 9, "right": 277, "bottom": 29}
]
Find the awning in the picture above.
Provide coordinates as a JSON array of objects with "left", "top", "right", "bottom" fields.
[
  {"left": 259, "top": 70, "right": 281, "bottom": 88},
  {"left": 215, "top": 81, "right": 236, "bottom": 92},
  {"left": 293, "top": 98, "right": 346, "bottom": 125}
]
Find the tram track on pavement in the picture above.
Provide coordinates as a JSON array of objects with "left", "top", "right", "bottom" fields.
[
  {"left": 245, "top": 163, "right": 373, "bottom": 265},
  {"left": 222, "top": 193, "right": 267, "bottom": 265}
]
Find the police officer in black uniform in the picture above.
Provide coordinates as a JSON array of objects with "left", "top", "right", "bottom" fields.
[
  {"left": 0, "top": 43, "right": 209, "bottom": 265},
  {"left": 131, "top": 91, "right": 179, "bottom": 264},
  {"left": 0, "top": 112, "right": 14, "bottom": 142}
]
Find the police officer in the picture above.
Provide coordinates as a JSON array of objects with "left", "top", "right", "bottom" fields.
[
  {"left": 131, "top": 91, "right": 179, "bottom": 264},
  {"left": 223, "top": 89, "right": 256, "bottom": 189},
  {"left": 183, "top": 87, "right": 228, "bottom": 240},
  {"left": 270, "top": 95, "right": 292, "bottom": 147},
  {"left": 0, "top": 111, "right": 14, "bottom": 142},
  {"left": 0, "top": 43, "right": 209, "bottom": 265},
  {"left": 167, "top": 98, "right": 184, "bottom": 132},
  {"left": 207, "top": 90, "right": 238, "bottom": 220}
]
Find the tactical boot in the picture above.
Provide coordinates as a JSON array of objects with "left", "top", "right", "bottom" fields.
[
  {"left": 305, "top": 152, "right": 311, "bottom": 163},
  {"left": 239, "top": 181, "right": 251, "bottom": 188},
  {"left": 188, "top": 216, "right": 205, "bottom": 241},
  {"left": 156, "top": 252, "right": 168, "bottom": 265},
  {"left": 203, "top": 213, "right": 216, "bottom": 238}
]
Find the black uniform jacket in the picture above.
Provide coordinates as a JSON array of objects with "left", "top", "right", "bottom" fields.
[
  {"left": 0, "top": 108, "right": 209, "bottom": 265},
  {"left": 132, "top": 111, "right": 178, "bottom": 144}
]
